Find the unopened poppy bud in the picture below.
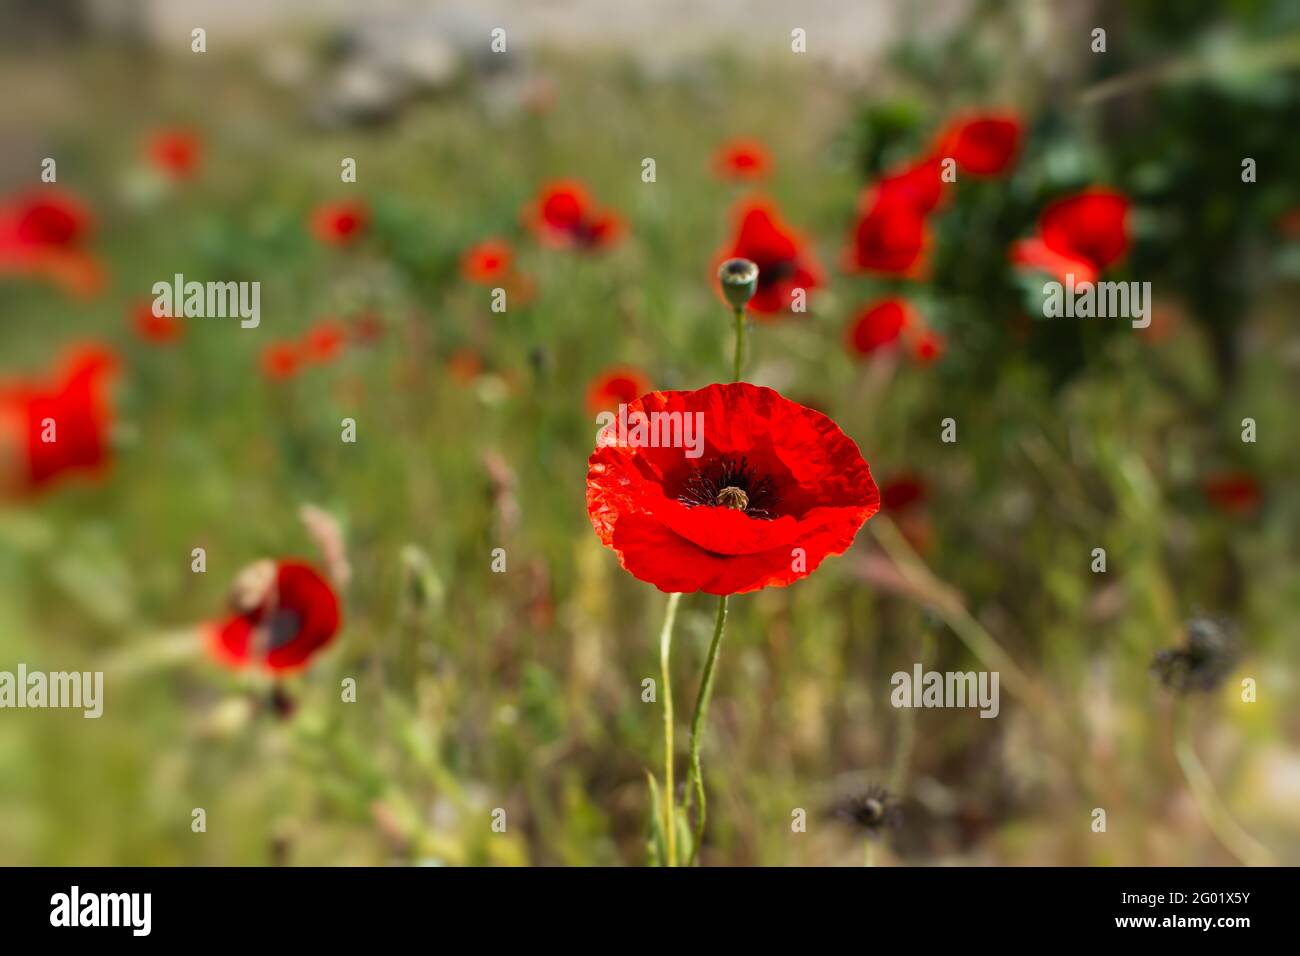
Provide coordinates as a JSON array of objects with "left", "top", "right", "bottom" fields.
[{"left": 718, "top": 257, "right": 759, "bottom": 309}]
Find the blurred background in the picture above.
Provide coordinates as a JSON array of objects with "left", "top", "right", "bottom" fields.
[{"left": 1, "top": 0, "right": 1298, "bottom": 865}]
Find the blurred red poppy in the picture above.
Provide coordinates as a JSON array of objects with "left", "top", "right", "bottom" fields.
[
  {"left": 208, "top": 559, "right": 341, "bottom": 674},
  {"left": 0, "top": 345, "right": 117, "bottom": 496},
  {"left": 934, "top": 113, "right": 1023, "bottom": 177},
  {"left": 585, "top": 365, "right": 651, "bottom": 415},
  {"left": 719, "top": 198, "right": 822, "bottom": 316},
  {"left": 302, "top": 319, "right": 348, "bottom": 364},
  {"left": 1202, "top": 472, "right": 1262, "bottom": 516},
  {"left": 0, "top": 189, "right": 104, "bottom": 297},
  {"left": 310, "top": 201, "right": 368, "bottom": 246},
  {"left": 447, "top": 347, "right": 484, "bottom": 384},
  {"left": 846, "top": 298, "right": 914, "bottom": 357},
  {"left": 1011, "top": 188, "right": 1131, "bottom": 284},
  {"left": 261, "top": 342, "right": 302, "bottom": 380},
  {"left": 461, "top": 238, "right": 514, "bottom": 284},
  {"left": 880, "top": 473, "right": 927, "bottom": 511},
  {"left": 146, "top": 129, "right": 201, "bottom": 179},
  {"left": 909, "top": 327, "right": 946, "bottom": 364},
  {"left": 587, "top": 382, "right": 879, "bottom": 595},
  {"left": 844, "top": 191, "right": 930, "bottom": 278},
  {"left": 526, "top": 180, "right": 623, "bottom": 250},
  {"left": 715, "top": 139, "right": 771, "bottom": 181},
  {"left": 874, "top": 157, "right": 948, "bottom": 215},
  {"left": 131, "top": 299, "right": 183, "bottom": 344}
]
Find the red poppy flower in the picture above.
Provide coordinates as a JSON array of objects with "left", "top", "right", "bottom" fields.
[
  {"left": 261, "top": 342, "right": 302, "bottom": 380},
  {"left": 880, "top": 473, "right": 927, "bottom": 511},
  {"left": 146, "top": 129, "right": 201, "bottom": 179},
  {"left": 0, "top": 189, "right": 104, "bottom": 297},
  {"left": 714, "top": 139, "right": 771, "bottom": 181},
  {"left": 1011, "top": 188, "right": 1131, "bottom": 284},
  {"left": 208, "top": 559, "right": 341, "bottom": 674},
  {"left": 587, "top": 383, "right": 879, "bottom": 595},
  {"left": 585, "top": 365, "right": 651, "bottom": 415},
  {"left": 934, "top": 113, "right": 1023, "bottom": 177},
  {"left": 131, "top": 299, "right": 183, "bottom": 344},
  {"left": 718, "top": 199, "right": 822, "bottom": 316},
  {"left": 844, "top": 191, "right": 930, "bottom": 278},
  {"left": 302, "top": 319, "right": 347, "bottom": 364},
  {"left": 310, "top": 201, "right": 368, "bottom": 246},
  {"left": 846, "top": 298, "right": 915, "bottom": 357},
  {"left": 526, "top": 180, "right": 623, "bottom": 250},
  {"left": 1202, "top": 471, "right": 1261, "bottom": 516},
  {"left": 0, "top": 346, "right": 117, "bottom": 496},
  {"left": 461, "top": 238, "right": 514, "bottom": 284},
  {"left": 909, "top": 327, "right": 945, "bottom": 364},
  {"left": 874, "top": 157, "right": 948, "bottom": 215}
]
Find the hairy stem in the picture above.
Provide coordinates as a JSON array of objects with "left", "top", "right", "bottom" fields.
[
  {"left": 657, "top": 591, "right": 682, "bottom": 866},
  {"left": 686, "top": 594, "right": 728, "bottom": 865}
]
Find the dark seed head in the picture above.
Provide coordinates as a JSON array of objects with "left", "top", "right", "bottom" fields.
[
  {"left": 718, "top": 257, "right": 759, "bottom": 308},
  {"left": 833, "top": 784, "right": 903, "bottom": 837},
  {"left": 1151, "top": 616, "right": 1239, "bottom": 694}
]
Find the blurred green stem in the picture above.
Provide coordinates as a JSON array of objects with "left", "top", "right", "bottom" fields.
[
  {"left": 732, "top": 306, "right": 745, "bottom": 382},
  {"left": 864, "top": 838, "right": 875, "bottom": 868},
  {"left": 1173, "top": 699, "right": 1275, "bottom": 867},
  {"left": 686, "top": 594, "right": 728, "bottom": 866},
  {"left": 658, "top": 591, "right": 682, "bottom": 867}
]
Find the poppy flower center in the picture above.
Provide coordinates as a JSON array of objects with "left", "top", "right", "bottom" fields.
[
  {"left": 755, "top": 258, "right": 795, "bottom": 289},
  {"left": 261, "top": 608, "right": 303, "bottom": 650},
  {"left": 677, "top": 456, "right": 776, "bottom": 519}
]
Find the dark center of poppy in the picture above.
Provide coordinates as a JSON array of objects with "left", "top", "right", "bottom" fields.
[
  {"left": 262, "top": 607, "right": 303, "bottom": 650},
  {"left": 755, "top": 257, "right": 795, "bottom": 289},
  {"left": 677, "top": 456, "right": 776, "bottom": 519}
]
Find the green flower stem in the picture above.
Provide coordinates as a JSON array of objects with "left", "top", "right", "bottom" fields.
[
  {"left": 1173, "top": 699, "right": 1275, "bottom": 867},
  {"left": 732, "top": 306, "right": 745, "bottom": 382},
  {"left": 657, "top": 591, "right": 682, "bottom": 867},
  {"left": 686, "top": 594, "right": 729, "bottom": 866}
]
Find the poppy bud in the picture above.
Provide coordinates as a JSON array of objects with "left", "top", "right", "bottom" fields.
[{"left": 718, "top": 257, "right": 759, "bottom": 309}]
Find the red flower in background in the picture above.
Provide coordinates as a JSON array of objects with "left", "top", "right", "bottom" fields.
[
  {"left": 719, "top": 199, "right": 822, "bottom": 316},
  {"left": 587, "top": 383, "right": 879, "bottom": 595},
  {"left": 261, "top": 342, "right": 302, "bottom": 380},
  {"left": 301, "top": 319, "right": 347, "bottom": 364},
  {"left": 0, "top": 189, "right": 104, "bottom": 297},
  {"left": 1202, "top": 471, "right": 1262, "bottom": 516},
  {"left": 131, "top": 299, "right": 183, "bottom": 344},
  {"left": 208, "top": 560, "right": 341, "bottom": 674},
  {"left": 879, "top": 472, "right": 933, "bottom": 552},
  {"left": 874, "top": 157, "right": 948, "bottom": 215},
  {"left": 461, "top": 238, "right": 514, "bottom": 284},
  {"left": 934, "top": 113, "right": 1023, "bottom": 177},
  {"left": 526, "top": 180, "right": 623, "bottom": 250},
  {"left": 715, "top": 139, "right": 771, "bottom": 181},
  {"left": 1011, "top": 188, "right": 1131, "bottom": 284},
  {"left": 846, "top": 298, "right": 914, "bottom": 357},
  {"left": 310, "top": 201, "right": 368, "bottom": 246},
  {"left": 146, "top": 129, "right": 201, "bottom": 180},
  {"left": 585, "top": 365, "right": 651, "bottom": 415},
  {"left": 0, "top": 346, "right": 117, "bottom": 496},
  {"left": 910, "top": 327, "right": 945, "bottom": 364},
  {"left": 845, "top": 191, "right": 930, "bottom": 278}
]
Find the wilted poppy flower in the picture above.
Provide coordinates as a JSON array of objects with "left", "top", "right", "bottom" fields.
[
  {"left": 718, "top": 199, "right": 822, "bottom": 316},
  {"left": 461, "top": 238, "right": 514, "bottom": 284},
  {"left": 208, "top": 559, "right": 341, "bottom": 674},
  {"left": 301, "top": 319, "right": 347, "bottom": 364},
  {"left": 131, "top": 299, "right": 183, "bottom": 344},
  {"left": 0, "top": 189, "right": 104, "bottom": 297},
  {"left": 846, "top": 298, "right": 914, "bottom": 357},
  {"left": 526, "top": 180, "right": 623, "bottom": 250},
  {"left": 585, "top": 365, "right": 651, "bottom": 415},
  {"left": 714, "top": 139, "right": 771, "bottom": 181},
  {"left": 310, "top": 200, "right": 368, "bottom": 246},
  {"left": 1151, "top": 617, "right": 1238, "bottom": 694},
  {"left": 1011, "top": 188, "right": 1131, "bottom": 284},
  {"left": 1202, "top": 471, "right": 1262, "bottom": 516},
  {"left": 844, "top": 191, "right": 930, "bottom": 278},
  {"left": 261, "top": 342, "right": 302, "bottom": 380},
  {"left": 0, "top": 345, "right": 117, "bottom": 496},
  {"left": 146, "top": 129, "right": 201, "bottom": 179},
  {"left": 934, "top": 113, "right": 1023, "bottom": 177},
  {"left": 587, "top": 382, "right": 879, "bottom": 595},
  {"left": 833, "top": 784, "right": 903, "bottom": 838}
]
